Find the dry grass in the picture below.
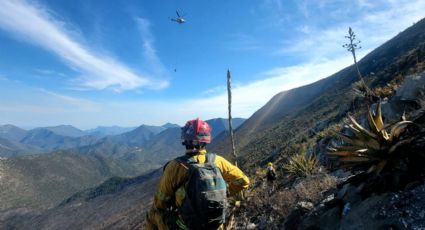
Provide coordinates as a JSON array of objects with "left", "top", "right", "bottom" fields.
[
  {"left": 315, "top": 123, "right": 344, "bottom": 141},
  {"left": 274, "top": 174, "right": 337, "bottom": 216},
  {"left": 236, "top": 173, "right": 337, "bottom": 228},
  {"left": 372, "top": 74, "right": 404, "bottom": 98}
]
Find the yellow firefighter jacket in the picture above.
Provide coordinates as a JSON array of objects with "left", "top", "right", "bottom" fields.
[{"left": 145, "top": 149, "right": 250, "bottom": 230}]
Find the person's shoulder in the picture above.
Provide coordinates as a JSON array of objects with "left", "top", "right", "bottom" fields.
[
  {"left": 210, "top": 153, "right": 236, "bottom": 167},
  {"left": 163, "top": 157, "right": 185, "bottom": 171},
  {"left": 208, "top": 153, "right": 226, "bottom": 161}
]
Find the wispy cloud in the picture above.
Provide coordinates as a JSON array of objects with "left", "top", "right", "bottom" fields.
[
  {"left": 155, "top": 55, "right": 353, "bottom": 123},
  {"left": 135, "top": 17, "right": 168, "bottom": 85},
  {"left": 280, "top": 0, "right": 425, "bottom": 61},
  {"left": 34, "top": 69, "right": 66, "bottom": 77},
  {"left": 0, "top": 81, "right": 103, "bottom": 127},
  {"left": 0, "top": 0, "right": 168, "bottom": 91},
  {"left": 36, "top": 88, "right": 100, "bottom": 111},
  {"left": 0, "top": 55, "right": 353, "bottom": 128}
]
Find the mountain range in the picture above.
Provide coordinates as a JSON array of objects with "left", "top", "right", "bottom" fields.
[{"left": 0, "top": 118, "right": 245, "bottom": 211}]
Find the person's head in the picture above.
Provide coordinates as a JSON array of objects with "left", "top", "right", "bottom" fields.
[
  {"left": 267, "top": 162, "right": 273, "bottom": 167},
  {"left": 181, "top": 118, "right": 211, "bottom": 151}
]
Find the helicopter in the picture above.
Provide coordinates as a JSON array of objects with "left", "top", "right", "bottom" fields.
[{"left": 170, "top": 11, "right": 186, "bottom": 24}]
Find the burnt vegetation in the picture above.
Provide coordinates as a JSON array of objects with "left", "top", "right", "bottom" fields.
[{"left": 228, "top": 19, "right": 425, "bottom": 229}]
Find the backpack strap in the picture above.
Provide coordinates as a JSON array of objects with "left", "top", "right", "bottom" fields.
[
  {"left": 162, "top": 161, "right": 170, "bottom": 172},
  {"left": 177, "top": 154, "right": 197, "bottom": 165},
  {"left": 206, "top": 153, "right": 216, "bottom": 164}
]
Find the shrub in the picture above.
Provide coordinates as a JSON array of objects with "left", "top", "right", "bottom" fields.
[
  {"left": 283, "top": 153, "right": 318, "bottom": 177},
  {"left": 328, "top": 102, "right": 413, "bottom": 174}
]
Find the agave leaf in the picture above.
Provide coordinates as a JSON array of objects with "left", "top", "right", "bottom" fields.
[
  {"left": 380, "top": 130, "right": 390, "bottom": 141},
  {"left": 388, "top": 137, "right": 415, "bottom": 154},
  {"left": 333, "top": 146, "right": 365, "bottom": 152},
  {"left": 344, "top": 127, "right": 381, "bottom": 150},
  {"left": 401, "top": 111, "right": 406, "bottom": 121},
  {"left": 348, "top": 115, "right": 378, "bottom": 139},
  {"left": 348, "top": 124, "right": 376, "bottom": 141},
  {"left": 327, "top": 151, "right": 356, "bottom": 157},
  {"left": 362, "top": 136, "right": 382, "bottom": 150},
  {"left": 339, "top": 156, "right": 372, "bottom": 163},
  {"left": 327, "top": 147, "right": 337, "bottom": 152},
  {"left": 355, "top": 148, "right": 368, "bottom": 153},
  {"left": 337, "top": 133, "right": 364, "bottom": 146},
  {"left": 367, "top": 164, "right": 376, "bottom": 173},
  {"left": 367, "top": 109, "right": 380, "bottom": 134},
  {"left": 375, "top": 160, "right": 388, "bottom": 175},
  {"left": 389, "top": 121, "right": 413, "bottom": 140},
  {"left": 374, "top": 102, "right": 385, "bottom": 131}
]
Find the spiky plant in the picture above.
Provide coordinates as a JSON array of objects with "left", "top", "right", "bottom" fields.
[
  {"left": 328, "top": 102, "right": 413, "bottom": 174},
  {"left": 352, "top": 80, "right": 374, "bottom": 98},
  {"left": 283, "top": 153, "right": 318, "bottom": 177}
]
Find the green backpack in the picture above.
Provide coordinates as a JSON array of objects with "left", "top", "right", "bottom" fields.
[{"left": 177, "top": 153, "right": 227, "bottom": 230}]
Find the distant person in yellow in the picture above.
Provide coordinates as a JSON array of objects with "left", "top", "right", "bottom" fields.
[
  {"left": 145, "top": 118, "right": 250, "bottom": 230},
  {"left": 266, "top": 162, "right": 277, "bottom": 194}
]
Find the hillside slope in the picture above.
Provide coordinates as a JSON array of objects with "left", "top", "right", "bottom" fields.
[
  {"left": 0, "top": 151, "right": 141, "bottom": 210},
  {"left": 0, "top": 137, "right": 43, "bottom": 157},
  {"left": 42, "top": 125, "right": 86, "bottom": 137},
  {"left": 0, "top": 124, "right": 27, "bottom": 142},
  {"left": 0, "top": 170, "right": 161, "bottom": 229},
  {"left": 20, "top": 128, "right": 98, "bottom": 152},
  {"left": 210, "top": 18, "right": 425, "bottom": 167}
]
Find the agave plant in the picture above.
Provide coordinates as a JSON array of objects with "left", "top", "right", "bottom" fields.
[
  {"left": 328, "top": 102, "right": 413, "bottom": 174},
  {"left": 283, "top": 153, "right": 318, "bottom": 177}
]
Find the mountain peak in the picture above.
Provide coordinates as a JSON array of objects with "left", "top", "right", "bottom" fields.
[
  {"left": 161, "top": 123, "right": 180, "bottom": 129},
  {"left": 41, "top": 125, "right": 85, "bottom": 137}
]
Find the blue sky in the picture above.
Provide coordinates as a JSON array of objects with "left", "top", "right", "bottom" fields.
[{"left": 0, "top": 0, "right": 424, "bottom": 129}]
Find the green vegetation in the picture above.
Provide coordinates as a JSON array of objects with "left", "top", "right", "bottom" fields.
[
  {"left": 0, "top": 151, "right": 145, "bottom": 210},
  {"left": 283, "top": 153, "right": 318, "bottom": 177},
  {"left": 328, "top": 102, "right": 413, "bottom": 174}
]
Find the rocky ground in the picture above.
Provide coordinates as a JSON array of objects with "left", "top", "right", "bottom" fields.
[{"left": 231, "top": 73, "right": 425, "bottom": 230}]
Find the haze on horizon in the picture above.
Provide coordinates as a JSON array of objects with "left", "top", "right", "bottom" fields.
[{"left": 0, "top": 0, "right": 424, "bottom": 129}]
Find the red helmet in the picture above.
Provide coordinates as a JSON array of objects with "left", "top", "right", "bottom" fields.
[{"left": 181, "top": 118, "right": 211, "bottom": 143}]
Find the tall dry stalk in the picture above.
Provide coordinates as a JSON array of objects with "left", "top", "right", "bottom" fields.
[
  {"left": 227, "top": 69, "right": 237, "bottom": 165},
  {"left": 343, "top": 27, "right": 363, "bottom": 81}
]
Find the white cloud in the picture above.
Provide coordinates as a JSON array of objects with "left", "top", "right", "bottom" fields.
[
  {"left": 0, "top": 83, "right": 104, "bottom": 128},
  {"left": 187, "top": 0, "right": 425, "bottom": 121},
  {"left": 34, "top": 69, "right": 66, "bottom": 77},
  {"left": 187, "top": 56, "right": 353, "bottom": 119},
  {"left": 89, "top": 56, "right": 354, "bottom": 127},
  {"left": 36, "top": 88, "right": 101, "bottom": 112},
  {"left": 136, "top": 17, "right": 169, "bottom": 83},
  {"left": 0, "top": 0, "right": 168, "bottom": 91},
  {"left": 1, "top": 0, "right": 423, "bottom": 128},
  {"left": 0, "top": 55, "right": 352, "bottom": 128},
  {"left": 280, "top": 0, "right": 425, "bottom": 60}
]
